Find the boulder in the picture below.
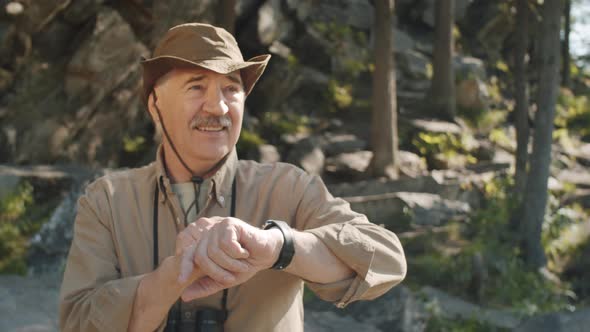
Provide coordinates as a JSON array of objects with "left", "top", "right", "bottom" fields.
[
  {"left": 343, "top": 191, "right": 470, "bottom": 228},
  {"left": 257, "top": 144, "right": 281, "bottom": 163},
  {"left": 0, "top": 164, "right": 90, "bottom": 202},
  {"left": 64, "top": 8, "right": 148, "bottom": 99},
  {"left": 572, "top": 143, "right": 590, "bottom": 167},
  {"left": 324, "top": 150, "right": 372, "bottom": 179},
  {"left": 258, "top": 0, "right": 294, "bottom": 46},
  {"left": 397, "top": 50, "right": 431, "bottom": 80},
  {"left": 327, "top": 175, "right": 460, "bottom": 199},
  {"left": 407, "top": 118, "right": 463, "bottom": 134},
  {"left": 563, "top": 189, "right": 590, "bottom": 209},
  {"left": 431, "top": 152, "right": 470, "bottom": 170},
  {"left": 0, "top": 173, "right": 19, "bottom": 200},
  {"left": 399, "top": 150, "right": 428, "bottom": 178},
  {"left": 286, "top": 0, "right": 374, "bottom": 30},
  {"left": 286, "top": 136, "right": 325, "bottom": 175},
  {"left": 16, "top": 0, "right": 71, "bottom": 33},
  {"left": 515, "top": 308, "right": 590, "bottom": 332},
  {"left": 27, "top": 186, "right": 83, "bottom": 275},
  {"left": 453, "top": 56, "right": 489, "bottom": 111},
  {"left": 421, "top": 286, "right": 523, "bottom": 330},
  {"left": 393, "top": 28, "right": 415, "bottom": 53},
  {"left": 344, "top": 286, "right": 429, "bottom": 332},
  {"left": 420, "top": 0, "right": 473, "bottom": 27},
  {"left": 151, "top": 0, "right": 216, "bottom": 46},
  {"left": 304, "top": 311, "right": 380, "bottom": 332},
  {"left": 62, "top": 0, "right": 106, "bottom": 24},
  {"left": 33, "top": 17, "right": 78, "bottom": 60},
  {"left": 248, "top": 54, "right": 330, "bottom": 116},
  {"left": 454, "top": 56, "right": 486, "bottom": 81},
  {"left": 305, "top": 286, "right": 428, "bottom": 332},
  {"left": 456, "top": 78, "right": 489, "bottom": 111},
  {"left": 322, "top": 134, "right": 367, "bottom": 157},
  {"left": 557, "top": 168, "right": 590, "bottom": 189}
]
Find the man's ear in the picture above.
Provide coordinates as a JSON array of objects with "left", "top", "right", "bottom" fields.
[{"left": 147, "top": 92, "right": 160, "bottom": 124}]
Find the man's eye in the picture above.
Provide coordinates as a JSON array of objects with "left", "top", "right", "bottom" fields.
[
  {"left": 226, "top": 85, "right": 240, "bottom": 93},
  {"left": 189, "top": 85, "right": 203, "bottom": 91}
]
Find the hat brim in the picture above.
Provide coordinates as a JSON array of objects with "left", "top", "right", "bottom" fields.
[{"left": 141, "top": 54, "right": 270, "bottom": 104}]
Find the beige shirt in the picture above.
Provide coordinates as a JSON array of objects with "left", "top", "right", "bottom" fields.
[
  {"left": 59, "top": 146, "right": 407, "bottom": 332},
  {"left": 171, "top": 179, "right": 210, "bottom": 224}
]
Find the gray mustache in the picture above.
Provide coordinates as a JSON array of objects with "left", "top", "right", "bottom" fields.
[{"left": 190, "top": 115, "right": 232, "bottom": 129}]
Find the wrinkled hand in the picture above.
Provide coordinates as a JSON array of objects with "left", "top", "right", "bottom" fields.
[{"left": 174, "top": 217, "right": 283, "bottom": 301}]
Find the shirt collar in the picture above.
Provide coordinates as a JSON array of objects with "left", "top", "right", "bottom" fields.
[{"left": 155, "top": 144, "right": 238, "bottom": 208}]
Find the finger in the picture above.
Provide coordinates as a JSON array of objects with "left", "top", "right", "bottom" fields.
[
  {"left": 208, "top": 244, "right": 250, "bottom": 273},
  {"left": 175, "top": 231, "right": 195, "bottom": 256},
  {"left": 221, "top": 225, "right": 249, "bottom": 259},
  {"left": 178, "top": 243, "right": 197, "bottom": 284},
  {"left": 181, "top": 277, "right": 224, "bottom": 302},
  {"left": 185, "top": 223, "right": 201, "bottom": 239},
  {"left": 194, "top": 240, "right": 236, "bottom": 285}
]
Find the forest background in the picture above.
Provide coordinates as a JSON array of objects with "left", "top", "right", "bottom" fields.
[{"left": 1, "top": 0, "right": 590, "bottom": 331}]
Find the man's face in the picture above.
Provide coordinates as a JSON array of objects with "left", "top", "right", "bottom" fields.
[{"left": 148, "top": 66, "right": 245, "bottom": 166}]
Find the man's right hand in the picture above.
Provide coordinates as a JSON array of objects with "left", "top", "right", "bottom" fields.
[{"left": 174, "top": 216, "right": 284, "bottom": 301}]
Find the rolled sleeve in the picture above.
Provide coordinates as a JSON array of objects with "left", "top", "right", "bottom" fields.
[
  {"left": 296, "top": 175, "right": 407, "bottom": 307},
  {"left": 59, "top": 183, "right": 144, "bottom": 332}
]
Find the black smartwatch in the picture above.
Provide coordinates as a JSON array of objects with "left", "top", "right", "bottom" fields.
[{"left": 262, "top": 220, "right": 295, "bottom": 270}]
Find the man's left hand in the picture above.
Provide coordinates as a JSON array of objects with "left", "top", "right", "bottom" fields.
[{"left": 176, "top": 217, "right": 284, "bottom": 301}]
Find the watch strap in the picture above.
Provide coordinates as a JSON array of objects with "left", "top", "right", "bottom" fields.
[{"left": 263, "top": 220, "right": 295, "bottom": 270}]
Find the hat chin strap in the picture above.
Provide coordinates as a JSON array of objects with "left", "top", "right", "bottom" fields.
[{"left": 152, "top": 89, "right": 229, "bottom": 219}]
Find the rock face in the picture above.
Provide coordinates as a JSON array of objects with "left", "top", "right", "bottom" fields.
[
  {"left": 515, "top": 308, "right": 590, "bottom": 332},
  {"left": 27, "top": 185, "right": 85, "bottom": 275},
  {"left": 304, "top": 311, "right": 381, "bottom": 332},
  {"left": 5, "top": 7, "right": 151, "bottom": 167},
  {"left": 420, "top": 286, "right": 523, "bottom": 330},
  {"left": 325, "top": 150, "right": 372, "bottom": 180},
  {"left": 286, "top": 136, "right": 325, "bottom": 175},
  {"left": 344, "top": 191, "right": 470, "bottom": 228},
  {"left": 305, "top": 286, "right": 429, "bottom": 332}
]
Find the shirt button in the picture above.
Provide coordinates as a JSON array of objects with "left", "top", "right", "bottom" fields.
[{"left": 219, "top": 196, "right": 225, "bottom": 204}]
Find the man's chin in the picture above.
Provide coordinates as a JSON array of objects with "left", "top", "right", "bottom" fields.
[{"left": 190, "top": 147, "right": 230, "bottom": 163}]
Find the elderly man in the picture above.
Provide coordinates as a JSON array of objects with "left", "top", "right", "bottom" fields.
[{"left": 60, "top": 23, "right": 406, "bottom": 332}]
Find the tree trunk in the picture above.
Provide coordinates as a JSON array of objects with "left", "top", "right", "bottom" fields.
[
  {"left": 520, "top": 0, "right": 563, "bottom": 269},
  {"left": 511, "top": 0, "right": 531, "bottom": 228},
  {"left": 562, "top": 0, "right": 571, "bottom": 87},
  {"left": 217, "top": 0, "right": 236, "bottom": 35},
  {"left": 369, "top": 0, "right": 399, "bottom": 179},
  {"left": 429, "top": 0, "right": 456, "bottom": 121}
]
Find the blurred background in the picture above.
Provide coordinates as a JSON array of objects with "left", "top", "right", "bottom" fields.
[{"left": 1, "top": 0, "right": 590, "bottom": 331}]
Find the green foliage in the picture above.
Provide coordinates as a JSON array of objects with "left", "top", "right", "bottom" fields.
[
  {"left": 0, "top": 182, "right": 47, "bottom": 274},
  {"left": 123, "top": 135, "right": 146, "bottom": 153},
  {"left": 555, "top": 88, "right": 590, "bottom": 137},
  {"left": 411, "top": 132, "right": 477, "bottom": 166},
  {"left": 327, "top": 80, "right": 353, "bottom": 110},
  {"left": 543, "top": 205, "right": 589, "bottom": 274},
  {"left": 457, "top": 77, "right": 504, "bottom": 127},
  {"left": 260, "top": 111, "right": 310, "bottom": 139},
  {"left": 236, "top": 129, "right": 266, "bottom": 153},
  {"left": 312, "top": 21, "right": 372, "bottom": 113},
  {"left": 425, "top": 314, "right": 507, "bottom": 332},
  {"left": 489, "top": 127, "right": 513, "bottom": 150},
  {"left": 407, "top": 176, "right": 574, "bottom": 316},
  {"left": 477, "top": 110, "right": 508, "bottom": 135}
]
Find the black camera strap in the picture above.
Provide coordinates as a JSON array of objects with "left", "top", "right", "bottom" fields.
[{"left": 154, "top": 177, "right": 236, "bottom": 331}]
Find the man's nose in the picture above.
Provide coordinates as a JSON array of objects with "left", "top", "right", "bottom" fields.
[{"left": 202, "top": 86, "right": 229, "bottom": 115}]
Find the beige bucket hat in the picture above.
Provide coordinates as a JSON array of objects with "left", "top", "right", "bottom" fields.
[{"left": 141, "top": 23, "right": 271, "bottom": 104}]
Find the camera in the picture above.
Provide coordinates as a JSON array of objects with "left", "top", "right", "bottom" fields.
[{"left": 165, "top": 307, "right": 227, "bottom": 332}]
